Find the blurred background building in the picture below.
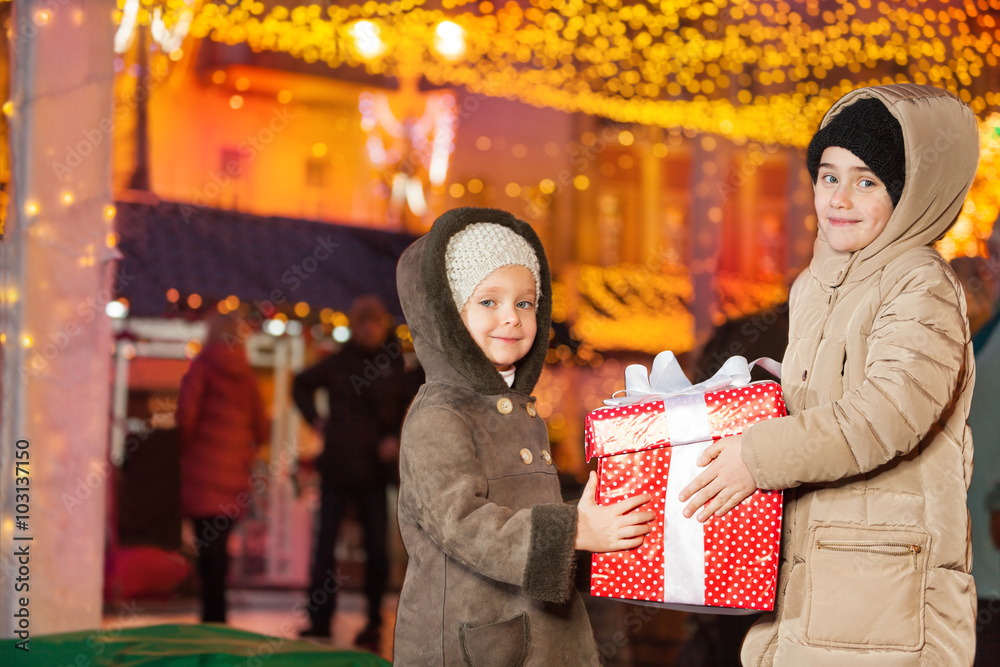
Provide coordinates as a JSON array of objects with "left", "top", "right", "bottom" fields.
[{"left": 1, "top": 0, "right": 999, "bottom": 664}]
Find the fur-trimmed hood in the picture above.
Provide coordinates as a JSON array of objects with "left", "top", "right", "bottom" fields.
[
  {"left": 396, "top": 207, "right": 552, "bottom": 396},
  {"left": 394, "top": 211, "right": 597, "bottom": 665}
]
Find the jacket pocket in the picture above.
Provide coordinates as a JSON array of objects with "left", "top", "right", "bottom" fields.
[
  {"left": 805, "top": 523, "right": 930, "bottom": 651},
  {"left": 459, "top": 612, "right": 530, "bottom": 667}
]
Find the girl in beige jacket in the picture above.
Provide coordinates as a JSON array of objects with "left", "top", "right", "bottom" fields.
[{"left": 680, "top": 85, "right": 979, "bottom": 665}]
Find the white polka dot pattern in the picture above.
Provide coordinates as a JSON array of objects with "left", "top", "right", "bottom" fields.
[
  {"left": 587, "top": 380, "right": 787, "bottom": 611},
  {"left": 590, "top": 448, "right": 671, "bottom": 603}
]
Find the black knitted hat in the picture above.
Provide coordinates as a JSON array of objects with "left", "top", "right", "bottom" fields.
[{"left": 807, "top": 97, "right": 906, "bottom": 206}]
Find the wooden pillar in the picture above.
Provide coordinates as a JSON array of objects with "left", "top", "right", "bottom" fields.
[
  {"left": 1, "top": 0, "right": 117, "bottom": 639},
  {"left": 639, "top": 143, "right": 662, "bottom": 267},
  {"left": 688, "top": 137, "right": 729, "bottom": 345},
  {"left": 572, "top": 114, "right": 602, "bottom": 266},
  {"left": 786, "top": 147, "right": 817, "bottom": 280}
]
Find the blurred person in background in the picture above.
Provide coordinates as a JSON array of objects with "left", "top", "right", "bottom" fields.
[
  {"left": 950, "top": 255, "right": 995, "bottom": 337},
  {"left": 293, "top": 295, "right": 414, "bottom": 651},
  {"left": 175, "top": 311, "right": 269, "bottom": 624},
  {"left": 960, "top": 222, "right": 1000, "bottom": 667}
]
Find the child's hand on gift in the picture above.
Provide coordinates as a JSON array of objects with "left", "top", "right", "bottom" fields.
[
  {"left": 679, "top": 434, "right": 758, "bottom": 523},
  {"left": 575, "top": 471, "right": 655, "bottom": 553}
]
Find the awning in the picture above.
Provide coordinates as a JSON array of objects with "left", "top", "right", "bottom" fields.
[{"left": 114, "top": 200, "right": 417, "bottom": 318}]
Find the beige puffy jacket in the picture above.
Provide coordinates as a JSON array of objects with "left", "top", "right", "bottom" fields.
[{"left": 740, "top": 85, "right": 980, "bottom": 665}]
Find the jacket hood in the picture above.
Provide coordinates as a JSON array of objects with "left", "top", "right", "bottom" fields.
[
  {"left": 396, "top": 207, "right": 552, "bottom": 396},
  {"left": 810, "top": 84, "right": 980, "bottom": 287}
]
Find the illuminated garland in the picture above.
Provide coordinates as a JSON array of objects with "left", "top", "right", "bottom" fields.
[
  {"left": 715, "top": 272, "right": 788, "bottom": 321},
  {"left": 123, "top": 0, "right": 1000, "bottom": 147},
  {"left": 569, "top": 263, "right": 695, "bottom": 353},
  {"left": 104, "top": 0, "right": 996, "bottom": 261},
  {"left": 938, "top": 112, "right": 1000, "bottom": 260}
]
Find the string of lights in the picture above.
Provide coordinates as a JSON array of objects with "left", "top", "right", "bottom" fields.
[
  {"left": 4, "top": 0, "right": 994, "bottom": 343},
  {"left": 119, "top": 0, "right": 1000, "bottom": 147},
  {"left": 938, "top": 111, "right": 1000, "bottom": 259}
]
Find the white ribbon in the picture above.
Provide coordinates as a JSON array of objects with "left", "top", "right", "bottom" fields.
[
  {"left": 661, "top": 437, "right": 713, "bottom": 605},
  {"left": 604, "top": 352, "right": 781, "bottom": 407}
]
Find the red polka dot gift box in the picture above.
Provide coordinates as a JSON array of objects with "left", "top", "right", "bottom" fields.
[{"left": 584, "top": 354, "right": 786, "bottom": 613}]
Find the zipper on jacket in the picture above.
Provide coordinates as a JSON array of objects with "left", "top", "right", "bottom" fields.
[{"left": 816, "top": 539, "right": 922, "bottom": 569}]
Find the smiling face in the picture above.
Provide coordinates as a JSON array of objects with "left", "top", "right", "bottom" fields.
[
  {"left": 459, "top": 265, "right": 538, "bottom": 372},
  {"left": 814, "top": 146, "right": 896, "bottom": 254}
]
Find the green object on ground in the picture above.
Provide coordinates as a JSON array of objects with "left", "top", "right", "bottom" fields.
[{"left": 1, "top": 622, "right": 392, "bottom": 666}]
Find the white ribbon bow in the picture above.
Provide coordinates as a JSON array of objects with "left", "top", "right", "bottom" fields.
[{"left": 604, "top": 352, "right": 781, "bottom": 407}]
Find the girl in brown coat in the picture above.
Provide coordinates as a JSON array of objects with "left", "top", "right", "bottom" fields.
[
  {"left": 393, "top": 208, "right": 654, "bottom": 666},
  {"left": 681, "top": 85, "right": 980, "bottom": 665}
]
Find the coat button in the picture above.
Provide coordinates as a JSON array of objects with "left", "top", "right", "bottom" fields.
[
  {"left": 526, "top": 402, "right": 537, "bottom": 418},
  {"left": 497, "top": 398, "right": 513, "bottom": 414},
  {"left": 540, "top": 450, "right": 552, "bottom": 465},
  {"left": 519, "top": 448, "right": 533, "bottom": 465}
]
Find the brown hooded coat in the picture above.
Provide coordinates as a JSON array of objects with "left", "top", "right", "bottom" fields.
[
  {"left": 393, "top": 208, "right": 599, "bottom": 666},
  {"left": 740, "top": 85, "right": 979, "bottom": 665}
]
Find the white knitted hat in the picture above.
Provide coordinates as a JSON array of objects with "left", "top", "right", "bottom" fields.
[{"left": 444, "top": 223, "right": 542, "bottom": 312}]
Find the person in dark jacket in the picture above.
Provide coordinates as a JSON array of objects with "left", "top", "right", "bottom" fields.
[
  {"left": 293, "top": 294, "right": 414, "bottom": 649},
  {"left": 175, "top": 312, "right": 269, "bottom": 623}
]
